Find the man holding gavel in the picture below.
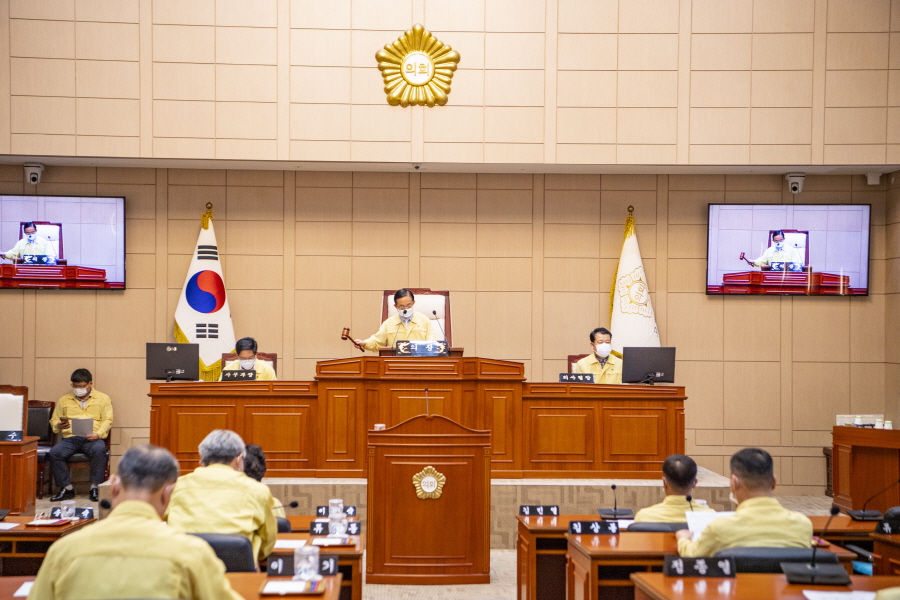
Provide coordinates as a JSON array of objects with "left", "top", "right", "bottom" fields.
[{"left": 354, "top": 288, "right": 437, "bottom": 353}]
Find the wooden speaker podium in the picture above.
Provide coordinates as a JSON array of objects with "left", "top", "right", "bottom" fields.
[{"left": 366, "top": 414, "right": 490, "bottom": 584}]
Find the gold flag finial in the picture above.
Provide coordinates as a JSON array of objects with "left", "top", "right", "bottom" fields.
[
  {"left": 201, "top": 203, "right": 213, "bottom": 230},
  {"left": 628, "top": 205, "right": 634, "bottom": 213}
]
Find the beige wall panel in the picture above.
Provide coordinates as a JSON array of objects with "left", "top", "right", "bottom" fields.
[
  {"left": 850, "top": 362, "right": 887, "bottom": 415},
  {"left": 890, "top": 108, "right": 900, "bottom": 143},
  {"left": 542, "top": 291, "right": 600, "bottom": 358},
  {"left": 152, "top": 0, "right": 214, "bottom": 25},
  {"left": 484, "top": 143, "right": 544, "bottom": 163},
  {"left": 290, "top": 66, "right": 350, "bottom": 104},
  {"left": 10, "top": 58, "right": 74, "bottom": 96},
  {"left": 725, "top": 173, "right": 786, "bottom": 191},
  {"left": 290, "top": 0, "right": 349, "bottom": 28},
  {"left": 351, "top": 222, "right": 409, "bottom": 256},
  {"left": 545, "top": 174, "right": 601, "bottom": 190},
  {"left": 557, "top": 71, "right": 617, "bottom": 107},
  {"left": 125, "top": 218, "right": 155, "bottom": 254},
  {"left": 723, "top": 362, "right": 781, "bottom": 429},
  {"left": 666, "top": 259, "right": 706, "bottom": 293},
  {"left": 152, "top": 101, "right": 214, "bottom": 138},
  {"left": 792, "top": 297, "right": 851, "bottom": 362},
  {"left": 353, "top": 187, "right": 409, "bottom": 223},
  {"left": 296, "top": 186, "right": 352, "bottom": 221},
  {"left": 692, "top": 0, "right": 752, "bottom": 33},
  {"left": 350, "top": 105, "right": 411, "bottom": 142},
  {"left": 96, "top": 289, "right": 154, "bottom": 357},
  {"left": 824, "top": 107, "right": 888, "bottom": 144},
  {"left": 723, "top": 297, "right": 783, "bottom": 362},
  {"left": 722, "top": 429, "right": 781, "bottom": 447},
  {"left": 295, "top": 255, "right": 352, "bottom": 290},
  {"left": 850, "top": 295, "right": 886, "bottom": 362},
  {"left": 226, "top": 170, "right": 283, "bottom": 187},
  {"left": 669, "top": 175, "right": 725, "bottom": 190},
  {"left": 892, "top": 35, "right": 900, "bottom": 69},
  {"left": 616, "top": 145, "right": 677, "bottom": 164},
  {"left": 668, "top": 190, "right": 722, "bottom": 224},
  {"left": 752, "top": 33, "right": 814, "bottom": 70},
  {"left": 824, "top": 145, "right": 887, "bottom": 164},
  {"left": 790, "top": 457, "right": 824, "bottom": 486},
  {"left": 484, "top": 33, "right": 545, "bottom": 70},
  {"left": 617, "top": 108, "right": 677, "bottom": 144},
  {"left": 690, "top": 71, "right": 750, "bottom": 107},
  {"left": 167, "top": 185, "right": 225, "bottom": 221},
  {"left": 695, "top": 429, "right": 724, "bottom": 446},
  {"left": 76, "top": 0, "right": 139, "bottom": 23},
  {"left": 350, "top": 0, "right": 411, "bottom": 29},
  {"left": 153, "top": 25, "right": 215, "bottom": 63},
  {"left": 11, "top": 0, "right": 74, "bottom": 20},
  {"left": 601, "top": 175, "right": 658, "bottom": 191},
  {"left": 217, "top": 102, "right": 277, "bottom": 139},
  {"left": 543, "top": 223, "right": 600, "bottom": 258},
  {"left": 752, "top": 0, "right": 815, "bottom": 33},
  {"left": 619, "top": 1, "right": 678, "bottom": 33},
  {"left": 348, "top": 290, "right": 387, "bottom": 352},
  {"left": 224, "top": 220, "right": 283, "bottom": 255},
  {"left": 216, "top": 0, "right": 276, "bottom": 27},
  {"left": 76, "top": 22, "right": 138, "bottom": 61},
  {"left": 77, "top": 135, "right": 139, "bottom": 157},
  {"left": 600, "top": 190, "right": 657, "bottom": 224},
  {"left": 0, "top": 359, "right": 24, "bottom": 384},
  {"left": 557, "top": 34, "right": 617, "bottom": 70},
  {"left": 485, "top": 0, "right": 545, "bottom": 32},
  {"left": 751, "top": 71, "right": 813, "bottom": 107},
  {"left": 419, "top": 223, "right": 476, "bottom": 257},
  {"left": 216, "top": 27, "right": 276, "bottom": 65},
  {"left": 229, "top": 289, "right": 283, "bottom": 352},
  {"left": 424, "top": 0, "right": 484, "bottom": 31},
  {"left": 423, "top": 107, "right": 484, "bottom": 143},
  {"left": 826, "top": 71, "right": 889, "bottom": 107},
  {"left": 617, "top": 34, "right": 678, "bottom": 70},
  {"left": 153, "top": 138, "right": 216, "bottom": 159},
  {"left": 475, "top": 257, "right": 531, "bottom": 291},
  {"left": 792, "top": 361, "right": 851, "bottom": 430},
  {"left": 290, "top": 104, "right": 350, "bottom": 141},
  {"left": 556, "top": 144, "right": 617, "bottom": 164},
  {"left": 421, "top": 173, "right": 477, "bottom": 189},
  {"left": 543, "top": 258, "right": 599, "bottom": 292},
  {"left": 351, "top": 256, "right": 408, "bottom": 290},
  {"left": 826, "top": 33, "right": 890, "bottom": 70},
  {"left": 475, "top": 291, "right": 530, "bottom": 358},
  {"left": 691, "top": 34, "right": 751, "bottom": 70},
  {"left": 617, "top": 71, "right": 678, "bottom": 107},
  {"left": 691, "top": 144, "right": 751, "bottom": 165},
  {"left": 690, "top": 108, "right": 750, "bottom": 144},
  {"left": 750, "top": 145, "right": 812, "bottom": 164},
  {"left": 76, "top": 98, "right": 140, "bottom": 137},
  {"left": 557, "top": 0, "right": 617, "bottom": 33},
  {"left": 295, "top": 290, "right": 350, "bottom": 357},
  {"left": 217, "top": 140, "right": 277, "bottom": 158},
  {"left": 419, "top": 257, "right": 477, "bottom": 291},
  {"left": 33, "top": 359, "right": 96, "bottom": 404},
  {"left": 667, "top": 293, "right": 724, "bottom": 360},
  {"left": 295, "top": 221, "right": 352, "bottom": 255},
  {"left": 10, "top": 19, "right": 75, "bottom": 59},
  {"left": 477, "top": 188, "right": 533, "bottom": 223},
  {"left": 350, "top": 30, "right": 396, "bottom": 68},
  {"left": 435, "top": 68, "right": 484, "bottom": 106},
  {"left": 421, "top": 189, "right": 477, "bottom": 222},
  {"left": 484, "top": 107, "right": 544, "bottom": 143},
  {"left": 599, "top": 224, "right": 656, "bottom": 258},
  {"left": 165, "top": 255, "right": 190, "bottom": 286},
  {"left": 216, "top": 65, "right": 277, "bottom": 102},
  {"left": 76, "top": 60, "right": 139, "bottom": 99},
  {"left": 11, "top": 96, "right": 74, "bottom": 135},
  {"left": 750, "top": 108, "right": 812, "bottom": 145},
  {"left": 677, "top": 361, "right": 724, "bottom": 429},
  {"left": 0, "top": 293, "right": 24, "bottom": 357},
  {"left": 227, "top": 186, "right": 283, "bottom": 221},
  {"left": 485, "top": 70, "right": 544, "bottom": 107},
  {"left": 35, "top": 291, "right": 97, "bottom": 357},
  {"left": 476, "top": 223, "right": 533, "bottom": 257},
  {"left": 125, "top": 253, "right": 155, "bottom": 288},
  {"left": 827, "top": 0, "right": 890, "bottom": 32},
  {"left": 476, "top": 174, "right": 533, "bottom": 189},
  {"left": 352, "top": 172, "right": 408, "bottom": 188},
  {"left": 557, "top": 108, "right": 616, "bottom": 144}
]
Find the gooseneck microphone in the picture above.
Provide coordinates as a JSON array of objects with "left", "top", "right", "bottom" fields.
[
  {"left": 598, "top": 484, "right": 635, "bottom": 519},
  {"left": 782, "top": 505, "right": 850, "bottom": 585},
  {"left": 432, "top": 310, "right": 447, "bottom": 342},
  {"left": 811, "top": 505, "right": 839, "bottom": 569},
  {"left": 848, "top": 478, "right": 900, "bottom": 521}
]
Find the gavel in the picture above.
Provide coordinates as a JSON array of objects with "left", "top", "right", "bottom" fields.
[
  {"left": 341, "top": 327, "right": 365, "bottom": 352},
  {"left": 738, "top": 251, "right": 754, "bottom": 266}
]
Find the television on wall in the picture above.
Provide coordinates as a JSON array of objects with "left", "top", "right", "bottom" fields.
[
  {"left": 0, "top": 195, "right": 126, "bottom": 289},
  {"left": 707, "top": 204, "right": 870, "bottom": 296}
]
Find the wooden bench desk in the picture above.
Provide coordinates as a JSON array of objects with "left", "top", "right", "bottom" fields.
[
  {"left": 0, "top": 516, "right": 95, "bottom": 575},
  {"left": 272, "top": 532, "right": 363, "bottom": 600}
]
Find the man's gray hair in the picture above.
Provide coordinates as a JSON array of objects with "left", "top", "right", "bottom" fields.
[
  {"left": 118, "top": 444, "right": 179, "bottom": 493},
  {"left": 199, "top": 429, "right": 245, "bottom": 466}
]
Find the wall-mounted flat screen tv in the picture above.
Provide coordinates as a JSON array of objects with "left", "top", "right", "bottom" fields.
[
  {"left": 1, "top": 195, "right": 125, "bottom": 289},
  {"left": 707, "top": 204, "right": 869, "bottom": 296}
]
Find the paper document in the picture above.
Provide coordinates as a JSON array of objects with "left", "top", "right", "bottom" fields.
[
  {"left": 617, "top": 520, "right": 635, "bottom": 529},
  {"left": 262, "top": 580, "right": 321, "bottom": 595},
  {"left": 273, "top": 539, "right": 307, "bottom": 549},
  {"left": 13, "top": 582, "right": 33, "bottom": 597},
  {"left": 71, "top": 418, "right": 94, "bottom": 437},
  {"left": 0, "top": 523, "right": 20, "bottom": 530},
  {"left": 686, "top": 511, "right": 735, "bottom": 542},
  {"left": 802, "top": 592, "right": 875, "bottom": 600},
  {"left": 312, "top": 537, "right": 350, "bottom": 546}
]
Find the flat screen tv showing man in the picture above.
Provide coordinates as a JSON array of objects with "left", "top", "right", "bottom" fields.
[
  {"left": 0, "top": 195, "right": 126, "bottom": 289},
  {"left": 706, "top": 204, "right": 870, "bottom": 296}
]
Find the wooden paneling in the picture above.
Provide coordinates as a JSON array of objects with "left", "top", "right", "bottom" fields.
[
  {"left": 244, "top": 403, "right": 314, "bottom": 474},
  {"left": 602, "top": 409, "right": 666, "bottom": 461},
  {"left": 833, "top": 427, "right": 900, "bottom": 513},
  {"left": 0, "top": 438, "right": 37, "bottom": 514}
]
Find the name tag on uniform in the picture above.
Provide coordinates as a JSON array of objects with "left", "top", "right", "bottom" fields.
[
  {"left": 222, "top": 370, "right": 256, "bottom": 380},
  {"left": 568, "top": 520, "right": 619, "bottom": 535},
  {"left": 664, "top": 556, "right": 735, "bottom": 577},
  {"left": 559, "top": 373, "right": 594, "bottom": 383}
]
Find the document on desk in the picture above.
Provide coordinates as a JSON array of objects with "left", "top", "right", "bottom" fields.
[
  {"left": 274, "top": 539, "right": 307, "bottom": 549},
  {"left": 71, "top": 418, "right": 94, "bottom": 437},
  {"left": 802, "top": 592, "right": 875, "bottom": 600},
  {"left": 0, "top": 522, "right": 21, "bottom": 530},
  {"left": 686, "top": 511, "right": 735, "bottom": 541},
  {"left": 13, "top": 582, "right": 33, "bottom": 597}
]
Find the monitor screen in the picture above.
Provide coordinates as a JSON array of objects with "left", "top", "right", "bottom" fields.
[
  {"left": 0, "top": 195, "right": 126, "bottom": 289},
  {"left": 622, "top": 347, "right": 676, "bottom": 384},
  {"left": 707, "top": 204, "right": 870, "bottom": 296},
  {"left": 146, "top": 343, "right": 199, "bottom": 381}
]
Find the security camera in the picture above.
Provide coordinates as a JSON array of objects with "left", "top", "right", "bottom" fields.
[
  {"left": 24, "top": 163, "right": 44, "bottom": 185},
  {"left": 413, "top": 164, "right": 421, "bottom": 170},
  {"left": 785, "top": 173, "right": 805, "bottom": 194}
]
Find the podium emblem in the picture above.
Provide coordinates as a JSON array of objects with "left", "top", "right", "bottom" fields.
[
  {"left": 413, "top": 465, "right": 446, "bottom": 499},
  {"left": 376, "top": 24, "right": 461, "bottom": 107}
]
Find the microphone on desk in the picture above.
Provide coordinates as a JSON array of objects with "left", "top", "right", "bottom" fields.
[
  {"left": 781, "top": 505, "right": 850, "bottom": 585},
  {"left": 598, "top": 484, "right": 634, "bottom": 519},
  {"left": 848, "top": 478, "right": 900, "bottom": 521},
  {"left": 432, "top": 310, "right": 447, "bottom": 343}
]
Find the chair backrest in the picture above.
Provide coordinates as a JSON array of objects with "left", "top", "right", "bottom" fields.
[
  {"left": 713, "top": 547, "right": 836, "bottom": 573},
  {"left": 627, "top": 522, "right": 688, "bottom": 533},
  {"left": 0, "top": 385, "right": 29, "bottom": 435},
  {"left": 221, "top": 352, "right": 278, "bottom": 375},
  {"left": 27, "top": 401, "right": 54, "bottom": 444},
  {"left": 567, "top": 354, "right": 589, "bottom": 373},
  {"left": 20, "top": 221, "right": 64, "bottom": 260},
  {"left": 189, "top": 533, "right": 257, "bottom": 572},
  {"left": 382, "top": 288, "right": 452, "bottom": 345},
  {"left": 276, "top": 516, "right": 291, "bottom": 533}
]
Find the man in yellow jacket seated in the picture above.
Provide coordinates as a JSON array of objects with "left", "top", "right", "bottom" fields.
[
  {"left": 48, "top": 368, "right": 114, "bottom": 502},
  {"left": 355, "top": 288, "right": 437, "bottom": 353},
  {"left": 676, "top": 447, "right": 813, "bottom": 557},
  {"left": 28, "top": 444, "right": 242, "bottom": 600},
  {"left": 635, "top": 454, "right": 715, "bottom": 522},
  {"left": 573, "top": 327, "right": 623, "bottom": 384},
  {"left": 219, "top": 336, "right": 277, "bottom": 380},
  {"left": 166, "top": 429, "right": 277, "bottom": 562}
]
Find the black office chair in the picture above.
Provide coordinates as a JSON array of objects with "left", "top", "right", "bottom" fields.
[
  {"left": 714, "top": 547, "right": 838, "bottom": 573},
  {"left": 27, "top": 401, "right": 54, "bottom": 499},
  {"left": 627, "top": 522, "right": 689, "bottom": 532},
  {"left": 189, "top": 533, "right": 257, "bottom": 572},
  {"left": 276, "top": 517, "right": 291, "bottom": 533}
]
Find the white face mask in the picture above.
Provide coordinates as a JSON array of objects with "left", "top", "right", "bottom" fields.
[
  {"left": 594, "top": 343, "right": 612, "bottom": 358},
  {"left": 73, "top": 387, "right": 88, "bottom": 398},
  {"left": 774, "top": 241, "right": 784, "bottom": 250},
  {"left": 26, "top": 233, "right": 36, "bottom": 242},
  {"left": 240, "top": 359, "right": 255, "bottom": 370},
  {"left": 398, "top": 307, "right": 413, "bottom": 319}
]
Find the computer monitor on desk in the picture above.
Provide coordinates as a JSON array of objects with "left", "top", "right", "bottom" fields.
[
  {"left": 146, "top": 343, "right": 199, "bottom": 381},
  {"left": 622, "top": 347, "right": 676, "bottom": 384}
]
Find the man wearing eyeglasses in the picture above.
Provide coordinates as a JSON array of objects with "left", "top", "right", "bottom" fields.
[{"left": 48, "top": 368, "right": 114, "bottom": 502}]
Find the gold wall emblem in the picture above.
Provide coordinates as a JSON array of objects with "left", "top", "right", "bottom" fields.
[
  {"left": 412, "top": 465, "right": 446, "bottom": 499},
  {"left": 376, "top": 24, "right": 460, "bottom": 107}
]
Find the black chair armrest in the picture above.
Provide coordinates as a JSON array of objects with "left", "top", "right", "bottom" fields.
[{"left": 845, "top": 544, "right": 874, "bottom": 562}]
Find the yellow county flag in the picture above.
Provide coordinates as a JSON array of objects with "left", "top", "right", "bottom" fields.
[
  {"left": 610, "top": 210, "right": 660, "bottom": 354},
  {"left": 173, "top": 208, "right": 236, "bottom": 381}
]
